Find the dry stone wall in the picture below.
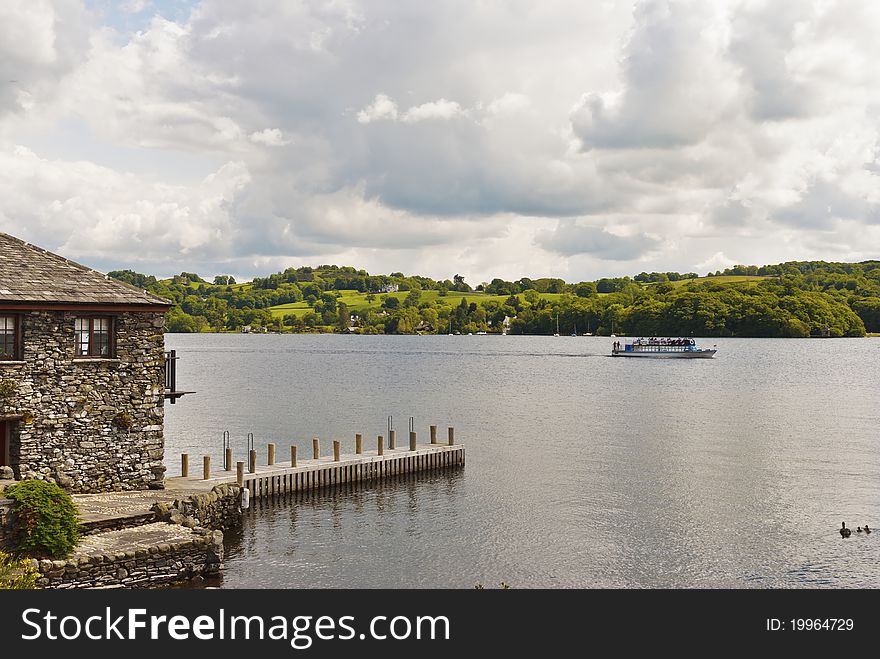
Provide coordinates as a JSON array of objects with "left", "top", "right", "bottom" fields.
[
  {"left": 35, "top": 524, "right": 224, "bottom": 589},
  {"left": 152, "top": 483, "right": 243, "bottom": 530}
]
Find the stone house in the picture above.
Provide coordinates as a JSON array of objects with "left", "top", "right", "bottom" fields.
[{"left": 0, "top": 232, "right": 176, "bottom": 492}]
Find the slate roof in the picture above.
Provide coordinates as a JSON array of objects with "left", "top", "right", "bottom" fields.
[{"left": 0, "top": 233, "right": 172, "bottom": 307}]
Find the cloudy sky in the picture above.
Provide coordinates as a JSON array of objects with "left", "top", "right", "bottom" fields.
[{"left": 1, "top": 0, "right": 879, "bottom": 283}]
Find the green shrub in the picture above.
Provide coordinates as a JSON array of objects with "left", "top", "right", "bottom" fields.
[
  {"left": 5, "top": 480, "right": 79, "bottom": 558},
  {"left": 0, "top": 550, "right": 38, "bottom": 589}
]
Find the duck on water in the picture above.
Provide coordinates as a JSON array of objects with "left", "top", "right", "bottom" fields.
[{"left": 840, "top": 522, "right": 872, "bottom": 537}]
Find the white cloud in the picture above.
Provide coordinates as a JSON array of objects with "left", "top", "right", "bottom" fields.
[
  {"left": 401, "top": 99, "right": 464, "bottom": 123},
  {"left": 0, "top": 145, "right": 250, "bottom": 266},
  {"left": 0, "top": 0, "right": 88, "bottom": 120},
  {"left": 1, "top": 0, "right": 879, "bottom": 282},
  {"left": 249, "top": 128, "right": 290, "bottom": 146},
  {"left": 695, "top": 251, "right": 736, "bottom": 273},
  {"left": 356, "top": 93, "right": 398, "bottom": 123},
  {"left": 357, "top": 95, "right": 464, "bottom": 124},
  {"left": 570, "top": 1, "right": 741, "bottom": 150}
]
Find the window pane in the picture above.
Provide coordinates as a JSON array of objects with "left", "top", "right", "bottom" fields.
[
  {"left": 75, "top": 317, "right": 90, "bottom": 356},
  {"left": 74, "top": 317, "right": 112, "bottom": 357},
  {"left": 94, "top": 328, "right": 110, "bottom": 356},
  {"left": 0, "top": 316, "right": 16, "bottom": 359}
]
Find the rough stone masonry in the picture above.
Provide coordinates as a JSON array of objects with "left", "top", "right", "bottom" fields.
[{"left": 0, "top": 310, "right": 167, "bottom": 492}]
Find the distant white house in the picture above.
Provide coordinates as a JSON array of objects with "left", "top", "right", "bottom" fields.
[{"left": 378, "top": 283, "right": 399, "bottom": 293}]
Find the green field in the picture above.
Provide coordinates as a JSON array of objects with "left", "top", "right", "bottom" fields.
[
  {"left": 665, "top": 275, "right": 773, "bottom": 288},
  {"left": 269, "top": 290, "right": 567, "bottom": 318}
]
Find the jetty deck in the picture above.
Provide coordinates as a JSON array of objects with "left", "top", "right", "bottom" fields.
[{"left": 167, "top": 434, "right": 465, "bottom": 501}]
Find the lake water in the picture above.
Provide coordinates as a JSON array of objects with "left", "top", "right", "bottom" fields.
[{"left": 164, "top": 334, "right": 880, "bottom": 588}]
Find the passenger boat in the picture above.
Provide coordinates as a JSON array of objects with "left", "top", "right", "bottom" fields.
[{"left": 611, "top": 337, "right": 717, "bottom": 358}]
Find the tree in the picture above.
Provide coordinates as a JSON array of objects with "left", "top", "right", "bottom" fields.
[
  {"left": 403, "top": 289, "right": 422, "bottom": 307},
  {"left": 852, "top": 297, "right": 880, "bottom": 332},
  {"left": 337, "top": 303, "right": 350, "bottom": 330},
  {"left": 574, "top": 282, "right": 597, "bottom": 298},
  {"left": 453, "top": 274, "right": 471, "bottom": 292},
  {"left": 108, "top": 270, "right": 158, "bottom": 289},
  {"left": 319, "top": 292, "right": 338, "bottom": 313}
]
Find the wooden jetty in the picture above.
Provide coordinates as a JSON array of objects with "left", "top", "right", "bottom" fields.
[{"left": 167, "top": 427, "right": 464, "bottom": 502}]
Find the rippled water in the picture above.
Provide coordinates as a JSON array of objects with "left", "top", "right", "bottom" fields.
[{"left": 164, "top": 334, "right": 880, "bottom": 588}]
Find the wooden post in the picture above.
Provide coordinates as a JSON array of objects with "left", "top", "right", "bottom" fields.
[
  {"left": 313, "top": 437, "right": 320, "bottom": 460},
  {"left": 377, "top": 435, "right": 384, "bottom": 456},
  {"left": 225, "top": 447, "right": 233, "bottom": 471},
  {"left": 268, "top": 442, "right": 276, "bottom": 466},
  {"left": 236, "top": 461, "right": 244, "bottom": 486},
  {"left": 249, "top": 449, "right": 256, "bottom": 473},
  {"left": 203, "top": 455, "right": 211, "bottom": 480},
  {"left": 355, "top": 433, "right": 363, "bottom": 454},
  {"left": 448, "top": 427, "right": 455, "bottom": 446},
  {"left": 290, "top": 445, "right": 297, "bottom": 467},
  {"left": 409, "top": 431, "right": 417, "bottom": 451},
  {"left": 430, "top": 425, "right": 437, "bottom": 444},
  {"left": 181, "top": 453, "right": 189, "bottom": 477},
  {"left": 333, "top": 440, "right": 341, "bottom": 462},
  {"left": 389, "top": 430, "right": 396, "bottom": 449}
]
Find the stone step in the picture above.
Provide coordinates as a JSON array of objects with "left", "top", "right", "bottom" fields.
[
  {"left": 72, "top": 489, "right": 199, "bottom": 536},
  {"left": 79, "top": 512, "right": 158, "bottom": 536}
]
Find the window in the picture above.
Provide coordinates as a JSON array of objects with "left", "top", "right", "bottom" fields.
[
  {"left": 75, "top": 317, "right": 113, "bottom": 358},
  {"left": 0, "top": 315, "right": 19, "bottom": 360}
]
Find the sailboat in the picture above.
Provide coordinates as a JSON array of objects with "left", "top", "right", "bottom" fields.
[
  {"left": 554, "top": 314, "right": 560, "bottom": 337},
  {"left": 571, "top": 320, "right": 577, "bottom": 337},
  {"left": 583, "top": 319, "right": 593, "bottom": 336}
]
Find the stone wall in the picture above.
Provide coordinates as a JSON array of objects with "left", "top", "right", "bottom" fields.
[
  {"left": 35, "top": 524, "right": 224, "bottom": 589},
  {"left": 153, "top": 484, "right": 243, "bottom": 530},
  {"left": 0, "top": 310, "right": 166, "bottom": 492}
]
